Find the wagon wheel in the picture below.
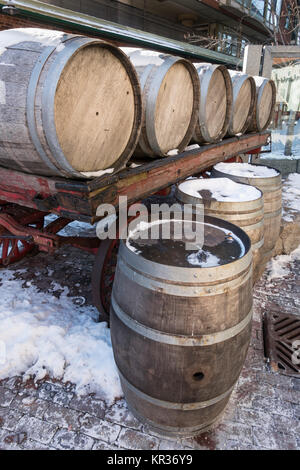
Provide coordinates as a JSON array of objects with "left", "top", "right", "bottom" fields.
[
  {"left": 92, "top": 238, "right": 120, "bottom": 324},
  {"left": 91, "top": 213, "right": 140, "bottom": 323},
  {"left": 0, "top": 204, "right": 45, "bottom": 266}
]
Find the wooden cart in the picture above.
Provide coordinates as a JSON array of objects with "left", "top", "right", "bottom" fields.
[{"left": 0, "top": 132, "right": 269, "bottom": 321}]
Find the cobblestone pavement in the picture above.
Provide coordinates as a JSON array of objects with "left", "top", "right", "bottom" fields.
[{"left": 0, "top": 243, "right": 299, "bottom": 450}]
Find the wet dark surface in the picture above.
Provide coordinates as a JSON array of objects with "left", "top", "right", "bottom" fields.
[{"left": 128, "top": 220, "right": 245, "bottom": 268}]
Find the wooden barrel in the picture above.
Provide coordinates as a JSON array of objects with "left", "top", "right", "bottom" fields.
[
  {"left": 193, "top": 63, "right": 232, "bottom": 143},
  {"left": 110, "top": 216, "right": 253, "bottom": 437},
  {"left": 247, "top": 76, "right": 276, "bottom": 132},
  {"left": 0, "top": 28, "right": 142, "bottom": 178},
  {"left": 212, "top": 163, "right": 282, "bottom": 279},
  {"left": 227, "top": 71, "right": 256, "bottom": 136},
  {"left": 122, "top": 48, "right": 200, "bottom": 158},
  {"left": 176, "top": 177, "right": 264, "bottom": 282}
]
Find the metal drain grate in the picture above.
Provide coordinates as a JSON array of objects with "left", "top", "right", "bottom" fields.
[{"left": 263, "top": 311, "right": 300, "bottom": 377}]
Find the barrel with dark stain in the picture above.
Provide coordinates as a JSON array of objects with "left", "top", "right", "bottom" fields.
[
  {"left": 227, "top": 71, "right": 256, "bottom": 136},
  {"left": 247, "top": 76, "right": 276, "bottom": 132},
  {"left": 110, "top": 216, "right": 253, "bottom": 437},
  {"left": 193, "top": 63, "right": 232, "bottom": 143},
  {"left": 176, "top": 178, "right": 264, "bottom": 283},
  {"left": 0, "top": 28, "right": 142, "bottom": 178},
  {"left": 122, "top": 48, "right": 200, "bottom": 158}
]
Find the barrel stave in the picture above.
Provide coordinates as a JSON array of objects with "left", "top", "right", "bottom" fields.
[
  {"left": 110, "top": 218, "right": 253, "bottom": 436},
  {"left": 0, "top": 29, "right": 142, "bottom": 178}
]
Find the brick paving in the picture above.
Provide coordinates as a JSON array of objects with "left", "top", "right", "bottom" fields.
[{"left": 0, "top": 244, "right": 299, "bottom": 450}]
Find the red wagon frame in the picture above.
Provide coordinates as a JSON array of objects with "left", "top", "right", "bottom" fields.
[{"left": 0, "top": 132, "right": 269, "bottom": 321}]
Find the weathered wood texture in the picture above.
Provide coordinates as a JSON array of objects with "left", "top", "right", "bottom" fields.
[
  {"left": 193, "top": 63, "right": 232, "bottom": 144},
  {"left": 227, "top": 71, "right": 256, "bottom": 136},
  {"left": 176, "top": 181, "right": 264, "bottom": 282},
  {"left": 0, "top": 28, "right": 142, "bottom": 179},
  {"left": 211, "top": 164, "right": 282, "bottom": 276},
  {"left": 110, "top": 218, "right": 253, "bottom": 437},
  {"left": 123, "top": 48, "right": 200, "bottom": 158},
  {"left": 0, "top": 133, "right": 270, "bottom": 222},
  {"left": 247, "top": 77, "right": 276, "bottom": 132}
]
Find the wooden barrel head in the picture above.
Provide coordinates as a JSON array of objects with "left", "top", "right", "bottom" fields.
[
  {"left": 154, "top": 61, "right": 194, "bottom": 153},
  {"left": 54, "top": 44, "right": 135, "bottom": 171},
  {"left": 232, "top": 79, "right": 252, "bottom": 134},
  {"left": 206, "top": 68, "right": 227, "bottom": 140},
  {"left": 258, "top": 81, "right": 273, "bottom": 131}
]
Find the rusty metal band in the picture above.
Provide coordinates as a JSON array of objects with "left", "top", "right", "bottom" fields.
[
  {"left": 251, "top": 237, "right": 264, "bottom": 251},
  {"left": 264, "top": 208, "right": 282, "bottom": 219},
  {"left": 125, "top": 401, "right": 222, "bottom": 435},
  {"left": 117, "top": 255, "right": 252, "bottom": 297},
  {"left": 26, "top": 44, "right": 62, "bottom": 176},
  {"left": 112, "top": 294, "right": 252, "bottom": 346},
  {"left": 118, "top": 368, "right": 235, "bottom": 410}
]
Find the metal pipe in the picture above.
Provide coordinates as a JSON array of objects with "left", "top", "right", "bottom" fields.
[{"left": 0, "top": 0, "right": 240, "bottom": 66}]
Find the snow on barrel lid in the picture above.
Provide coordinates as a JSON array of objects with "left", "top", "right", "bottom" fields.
[
  {"left": 214, "top": 162, "right": 279, "bottom": 178},
  {"left": 125, "top": 217, "right": 247, "bottom": 268},
  {"left": 178, "top": 177, "right": 261, "bottom": 202}
]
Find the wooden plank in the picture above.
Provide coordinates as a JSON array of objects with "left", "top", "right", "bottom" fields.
[
  {"left": 0, "top": 133, "right": 270, "bottom": 224},
  {"left": 87, "top": 132, "right": 270, "bottom": 221}
]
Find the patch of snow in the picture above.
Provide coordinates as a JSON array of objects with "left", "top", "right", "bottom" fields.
[
  {"left": 0, "top": 80, "right": 6, "bottom": 105},
  {"left": 81, "top": 167, "right": 114, "bottom": 178},
  {"left": 214, "top": 162, "right": 279, "bottom": 178},
  {"left": 267, "top": 245, "right": 300, "bottom": 281},
  {"left": 44, "top": 214, "right": 96, "bottom": 237},
  {"left": 167, "top": 149, "right": 179, "bottom": 156},
  {"left": 121, "top": 47, "right": 165, "bottom": 67},
  {"left": 178, "top": 177, "right": 261, "bottom": 202},
  {"left": 184, "top": 144, "right": 200, "bottom": 151},
  {"left": 0, "top": 270, "right": 121, "bottom": 404},
  {"left": 282, "top": 173, "right": 300, "bottom": 221},
  {"left": 0, "top": 28, "right": 65, "bottom": 49}
]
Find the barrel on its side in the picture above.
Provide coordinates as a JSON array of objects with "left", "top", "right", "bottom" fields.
[
  {"left": 110, "top": 217, "right": 253, "bottom": 437},
  {"left": 175, "top": 179, "right": 264, "bottom": 282},
  {"left": 0, "top": 28, "right": 142, "bottom": 178},
  {"left": 247, "top": 76, "right": 276, "bottom": 132},
  {"left": 193, "top": 63, "right": 232, "bottom": 143},
  {"left": 227, "top": 71, "right": 256, "bottom": 136},
  {"left": 212, "top": 164, "right": 282, "bottom": 280},
  {"left": 122, "top": 48, "right": 200, "bottom": 158}
]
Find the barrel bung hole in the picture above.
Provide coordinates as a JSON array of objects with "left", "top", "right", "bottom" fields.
[
  {"left": 96, "top": 112, "right": 99, "bottom": 116},
  {"left": 193, "top": 372, "right": 204, "bottom": 381}
]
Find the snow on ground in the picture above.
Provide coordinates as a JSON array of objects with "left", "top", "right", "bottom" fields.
[
  {"left": 282, "top": 173, "right": 300, "bottom": 222},
  {"left": 178, "top": 177, "right": 261, "bottom": 202},
  {"left": 214, "top": 162, "right": 279, "bottom": 178},
  {"left": 0, "top": 269, "right": 122, "bottom": 404},
  {"left": 267, "top": 245, "right": 300, "bottom": 281},
  {"left": 261, "top": 119, "right": 300, "bottom": 160}
]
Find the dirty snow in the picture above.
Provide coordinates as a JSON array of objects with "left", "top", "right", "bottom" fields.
[
  {"left": 0, "top": 270, "right": 122, "bottom": 404},
  {"left": 282, "top": 173, "right": 300, "bottom": 222},
  {"left": 214, "top": 162, "right": 279, "bottom": 178},
  {"left": 121, "top": 47, "right": 165, "bottom": 67},
  {"left": 267, "top": 245, "right": 300, "bottom": 281},
  {"left": 0, "top": 28, "right": 65, "bottom": 50},
  {"left": 178, "top": 177, "right": 261, "bottom": 202}
]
